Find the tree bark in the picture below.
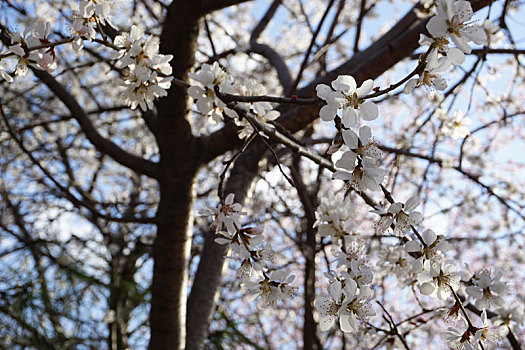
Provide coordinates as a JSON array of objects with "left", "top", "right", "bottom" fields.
[
  {"left": 150, "top": 174, "right": 197, "bottom": 350},
  {"left": 149, "top": 2, "right": 203, "bottom": 349}
]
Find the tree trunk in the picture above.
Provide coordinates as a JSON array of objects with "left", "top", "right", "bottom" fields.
[
  {"left": 150, "top": 174, "right": 197, "bottom": 350},
  {"left": 149, "top": 2, "right": 203, "bottom": 349}
]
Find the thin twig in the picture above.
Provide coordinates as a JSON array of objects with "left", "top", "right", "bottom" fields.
[
  {"left": 377, "top": 301, "right": 411, "bottom": 350},
  {"left": 217, "top": 132, "right": 257, "bottom": 203}
]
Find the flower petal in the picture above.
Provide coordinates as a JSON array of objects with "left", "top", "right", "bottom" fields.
[
  {"left": 447, "top": 47, "right": 465, "bottom": 65},
  {"left": 426, "top": 16, "right": 447, "bottom": 37},
  {"left": 339, "top": 314, "right": 355, "bottom": 332},
  {"left": 422, "top": 229, "right": 437, "bottom": 246},
  {"left": 332, "top": 171, "right": 352, "bottom": 180},
  {"left": 319, "top": 315, "right": 336, "bottom": 331},
  {"left": 316, "top": 84, "right": 332, "bottom": 100},
  {"left": 341, "top": 107, "right": 357, "bottom": 127},
  {"left": 320, "top": 105, "right": 337, "bottom": 121},
  {"left": 358, "top": 126, "right": 372, "bottom": 144},
  {"left": 419, "top": 282, "right": 435, "bottom": 295},
  {"left": 332, "top": 75, "right": 356, "bottom": 92},
  {"left": 360, "top": 101, "right": 379, "bottom": 121},
  {"left": 356, "top": 79, "right": 374, "bottom": 97},
  {"left": 342, "top": 129, "right": 359, "bottom": 149},
  {"left": 335, "top": 151, "right": 357, "bottom": 171},
  {"left": 404, "top": 196, "right": 420, "bottom": 212}
]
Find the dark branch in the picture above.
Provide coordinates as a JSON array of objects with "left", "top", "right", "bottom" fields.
[{"left": 30, "top": 68, "right": 160, "bottom": 178}]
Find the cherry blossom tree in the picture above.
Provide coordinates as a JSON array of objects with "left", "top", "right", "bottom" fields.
[{"left": 1, "top": 0, "right": 524, "bottom": 349}]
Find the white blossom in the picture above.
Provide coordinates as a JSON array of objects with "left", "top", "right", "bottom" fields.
[
  {"left": 315, "top": 279, "right": 352, "bottom": 331},
  {"left": 7, "top": 40, "right": 30, "bottom": 76},
  {"left": 465, "top": 269, "right": 506, "bottom": 309},
  {"left": 495, "top": 304, "right": 525, "bottom": 329},
  {"left": 445, "top": 310, "right": 507, "bottom": 349},
  {"left": 313, "top": 194, "right": 356, "bottom": 242},
  {"left": 188, "top": 62, "right": 237, "bottom": 123},
  {"left": 199, "top": 193, "right": 245, "bottom": 235},
  {"left": 426, "top": 0, "right": 487, "bottom": 54},
  {"left": 112, "top": 25, "right": 173, "bottom": 110},
  {"left": 444, "top": 319, "right": 477, "bottom": 350},
  {"left": 334, "top": 251, "right": 374, "bottom": 287},
  {"left": 344, "top": 284, "right": 376, "bottom": 332},
  {"left": 441, "top": 110, "right": 471, "bottom": 139},
  {"left": 6, "top": 22, "right": 58, "bottom": 74},
  {"left": 119, "top": 75, "right": 172, "bottom": 111},
  {"left": 404, "top": 49, "right": 451, "bottom": 93},
  {"left": 315, "top": 278, "right": 375, "bottom": 333},
  {"left": 475, "top": 310, "right": 507, "bottom": 346},
  {"left": 342, "top": 126, "right": 382, "bottom": 161},
  {"left": 70, "top": 0, "right": 116, "bottom": 27},
  {"left": 35, "top": 51, "right": 57, "bottom": 73},
  {"left": 374, "top": 196, "right": 423, "bottom": 236},
  {"left": 0, "top": 59, "right": 13, "bottom": 83},
  {"left": 333, "top": 156, "right": 385, "bottom": 192},
  {"left": 377, "top": 245, "right": 414, "bottom": 281},
  {"left": 418, "top": 260, "right": 461, "bottom": 300},
  {"left": 404, "top": 229, "right": 449, "bottom": 273},
  {"left": 243, "top": 270, "right": 297, "bottom": 308},
  {"left": 70, "top": 15, "right": 97, "bottom": 42},
  {"left": 231, "top": 79, "right": 280, "bottom": 139},
  {"left": 316, "top": 75, "right": 378, "bottom": 127}
]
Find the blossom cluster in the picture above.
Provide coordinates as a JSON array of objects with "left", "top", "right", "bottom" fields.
[
  {"left": 376, "top": 222, "right": 516, "bottom": 350},
  {"left": 371, "top": 193, "right": 462, "bottom": 301},
  {"left": 111, "top": 25, "right": 173, "bottom": 110},
  {"left": 186, "top": 2, "right": 521, "bottom": 348},
  {"left": 314, "top": 74, "right": 386, "bottom": 192},
  {"left": 2, "top": 22, "right": 58, "bottom": 79},
  {"left": 465, "top": 268, "right": 506, "bottom": 310},
  {"left": 188, "top": 62, "right": 280, "bottom": 137},
  {"left": 242, "top": 270, "right": 297, "bottom": 308},
  {"left": 1, "top": 1, "right": 521, "bottom": 348},
  {"left": 0, "top": 2, "right": 174, "bottom": 112},
  {"left": 70, "top": 0, "right": 115, "bottom": 47},
  {"left": 313, "top": 194, "right": 376, "bottom": 333},
  {"left": 188, "top": 62, "right": 238, "bottom": 124},
  {"left": 313, "top": 193, "right": 357, "bottom": 243},
  {"left": 405, "top": 0, "right": 488, "bottom": 93},
  {"left": 331, "top": 126, "right": 385, "bottom": 192},
  {"left": 401, "top": 228, "right": 519, "bottom": 350},
  {"left": 440, "top": 109, "right": 472, "bottom": 139},
  {"left": 444, "top": 310, "right": 507, "bottom": 350},
  {"left": 373, "top": 196, "right": 423, "bottom": 236},
  {"left": 233, "top": 78, "right": 281, "bottom": 138},
  {"left": 314, "top": 188, "right": 519, "bottom": 350},
  {"left": 199, "top": 194, "right": 296, "bottom": 308},
  {"left": 307, "top": 4, "right": 513, "bottom": 344},
  {"left": 315, "top": 245, "right": 376, "bottom": 333},
  {"left": 315, "top": 274, "right": 375, "bottom": 333}
]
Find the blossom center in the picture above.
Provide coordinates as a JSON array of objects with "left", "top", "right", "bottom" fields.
[{"left": 344, "top": 92, "right": 362, "bottom": 109}]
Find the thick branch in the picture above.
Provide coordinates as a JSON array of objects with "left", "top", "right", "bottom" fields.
[
  {"left": 30, "top": 69, "right": 160, "bottom": 178},
  {"left": 201, "top": 0, "right": 492, "bottom": 162},
  {"left": 201, "top": 0, "right": 252, "bottom": 13},
  {"left": 249, "top": 0, "right": 293, "bottom": 93}
]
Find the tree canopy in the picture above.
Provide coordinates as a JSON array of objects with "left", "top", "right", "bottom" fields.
[{"left": 0, "top": 0, "right": 524, "bottom": 349}]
